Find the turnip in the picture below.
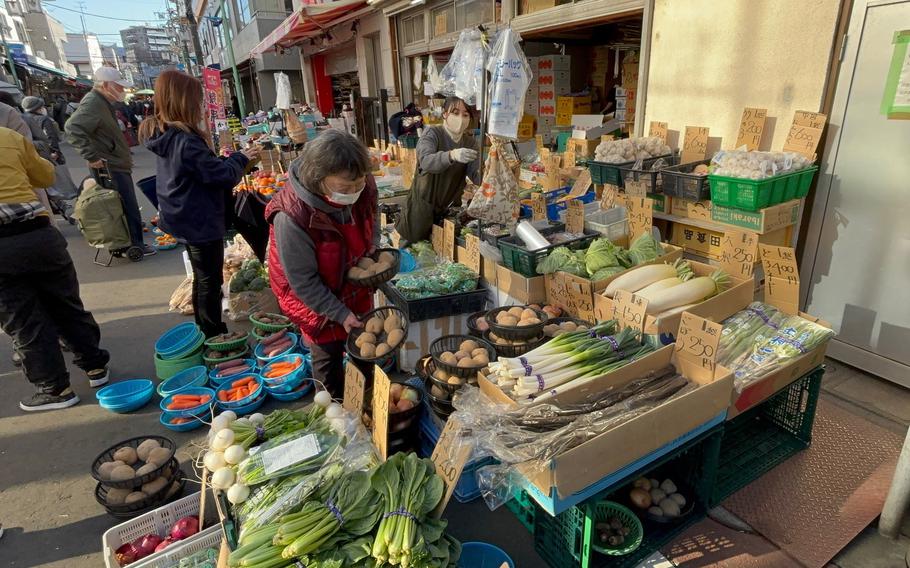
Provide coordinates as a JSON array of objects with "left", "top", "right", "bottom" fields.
[
  {"left": 211, "top": 467, "right": 235, "bottom": 490},
  {"left": 249, "top": 413, "right": 265, "bottom": 425},
  {"left": 226, "top": 483, "right": 250, "bottom": 504},
  {"left": 210, "top": 414, "right": 231, "bottom": 433},
  {"left": 325, "top": 403, "right": 343, "bottom": 420},
  {"left": 203, "top": 450, "right": 226, "bottom": 471},
  {"left": 212, "top": 429, "right": 235, "bottom": 451},
  {"left": 314, "top": 390, "right": 332, "bottom": 407},
  {"left": 219, "top": 410, "right": 237, "bottom": 422},
  {"left": 223, "top": 445, "right": 246, "bottom": 465}
]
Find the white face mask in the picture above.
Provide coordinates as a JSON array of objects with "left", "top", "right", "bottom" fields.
[
  {"left": 444, "top": 113, "right": 470, "bottom": 139},
  {"left": 327, "top": 187, "right": 364, "bottom": 206}
]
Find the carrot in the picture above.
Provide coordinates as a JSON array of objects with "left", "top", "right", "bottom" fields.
[
  {"left": 231, "top": 377, "right": 256, "bottom": 389},
  {"left": 171, "top": 417, "right": 192, "bottom": 425},
  {"left": 218, "top": 390, "right": 230, "bottom": 402},
  {"left": 199, "top": 395, "right": 211, "bottom": 404},
  {"left": 167, "top": 400, "right": 200, "bottom": 410},
  {"left": 171, "top": 394, "right": 202, "bottom": 402}
]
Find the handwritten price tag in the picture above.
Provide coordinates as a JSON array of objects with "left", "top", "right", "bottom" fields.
[
  {"left": 431, "top": 225, "right": 444, "bottom": 256},
  {"left": 735, "top": 107, "right": 767, "bottom": 151},
  {"left": 443, "top": 219, "right": 456, "bottom": 261},
  {"left": 566, "top": 200, "right": 585, "bottom": 234},
  {"left": 624, "top": 179, "right": 647, "bottom": 198},
  {"left": 783, "top": 110, "right": 827, "bottom": 159},
  {"left": 625, "top": 196, "right": 653, "bottom": 239},
  {"left": 464, "top": 233, "right": 481, "bottom": 273},
  {"left": 372, "top": 366, "right": 392, "bottom": 460},
  {"left": 431, "top": 416, "right": 473, "bottom": 517},
  {"left": 611, "top": 290, "right": 649, "bottom": 333},
  {"left": 675, "top": 312, "right": 722, "bottom": 372},
  {"left": 681, "top": 126, "right": 710, "bottom": 164},
  {"left": 567, "top": 279, "right": 595, "bottom": 321},
  {"left": 342, "top": 362, "right": 366, "bottom": 415},
  {"left": 566, "top": 169, "right": 592, "bottom": 199},
  {"left": 759, "top": 244, "right": 800, "bottom": 315},
  {"left": 719, "top": 230, "right": 758, "bottom": 279},
  {"left": 531, "top": 192, "right": 548, "bottom": 221},
  {"left": 649, "top": 121, "right": 668, "bottom": 144},
  {"left": 600, "top": 184, "right": 619, "bottom": 210}
]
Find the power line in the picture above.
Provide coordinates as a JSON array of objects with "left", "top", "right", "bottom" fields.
[{"left": 45, "top": 3, "right": 166, "bottom": 23}]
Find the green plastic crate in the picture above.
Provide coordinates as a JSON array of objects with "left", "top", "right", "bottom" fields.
[
  {"left": 498, "top": 226, "right": 597, "bottom": 278},
  {"left": 533, "top": 426, "right": 723, "bottom": 568},
  {"left": 708, "top": 166, "right": 818, "bottom": 211},
  {"left": 711, "top": 366, "right": 823, "bottom": 507},
  {"left": 506, "top": 487, "right": 537, "bottom": 535}
]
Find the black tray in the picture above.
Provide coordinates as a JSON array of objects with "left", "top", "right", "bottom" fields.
[{"left": 380, "top": 283, "right": 489, "bottom": 323}]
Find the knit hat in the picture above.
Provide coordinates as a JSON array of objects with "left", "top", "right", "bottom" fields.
[{"left": 22, "top": 96, "right": 44, "bottom": 112}]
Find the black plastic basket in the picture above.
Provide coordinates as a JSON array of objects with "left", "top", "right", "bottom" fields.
[
  {"left": 430, "top": 335, "right": 495, "bottom": 378},
  {"left": 348, "top": 248, "right": 401, "bottom": 288},
  {"left": 498, "top": 224, "right": 598, "bottom": 278},
  {"left": 380, "top": 283, "right": 489, "bottom": 323},
  {"left": 486, "top": 306, "right": 549, "bottom": 340},
  {"left": 95, "top": 458, "right": 181, "bottom": 516},
  {"left": 661, "top": 159, "right": 712, "bottom": 201},
  {"left": 588, "top": 154, "right": 674, "bottom": 188},
  {"left": 363, "top": 381, "right": 423, "bottom": 429},
  {"left": 91, "top": 435, "right": 177, "bottom": 489},
  {"left": 424, "top": 376, "right": 455, "bottom": 419},
  {"left": 422, "top": 357, "right": 464, "bottom": 395},
  {"left": 466, "top": 310, "right": 489, "bottom": 339},
  {"left": 347, "top": 306, "right": 409, "bottom": 362},
  {"left": 483, "top": 329, "right": 546, "bottom": 358},
  {"left": 617, "top": 154, "right": 679, "bottom": 193}
]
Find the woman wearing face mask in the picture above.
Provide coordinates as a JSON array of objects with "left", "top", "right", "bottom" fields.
[
  {"left": 396, "top": 96, "right": 480, "bottom": 243},
  {"left": 265, "top": 129, "right": 379, "bottom": 396},
  {"left": 139, "top": 69, "right": 259, "bottom": 337}
]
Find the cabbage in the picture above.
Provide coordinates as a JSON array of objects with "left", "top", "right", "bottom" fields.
[
  {"left": 584, "top": 239, "right": 621, "bottom": 276},
  {"left": 590, "top": 265, "right": 627, "bottom": 281},
  {"left": 628, "top": 232, "right": 664, "bottom": 265}
]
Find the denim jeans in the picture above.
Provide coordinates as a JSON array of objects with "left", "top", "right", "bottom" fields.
[{"left": 110, "top": 170, "right": 144, "bottom": 246}]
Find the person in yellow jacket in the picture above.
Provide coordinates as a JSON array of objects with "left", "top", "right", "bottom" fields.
[{"left": 0, "top": 127, "right": 111, "bottom": 412}]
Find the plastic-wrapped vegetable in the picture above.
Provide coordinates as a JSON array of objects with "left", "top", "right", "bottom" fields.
[
  {"left": 712, "top": 150, "right": 813, "bottom": 180},
  {"left": 393, "top": 261, "right": 478, "bottom": 299},
  {"left": 594, "top": 136, "right": 672, "bottom": 163},
  {"left": 236, "top": 420, "right": 341, "bottom": 486}
]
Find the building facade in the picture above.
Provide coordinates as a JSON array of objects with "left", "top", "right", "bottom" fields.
[
  {"left": 63, "top": 33, "right": 104, "bottom": 78},
  {"left": 21, "top": 7, "right": 76, "bottom": 75},
  {"left": 120, "top": 26, "right": 178, "bottom": 89}
]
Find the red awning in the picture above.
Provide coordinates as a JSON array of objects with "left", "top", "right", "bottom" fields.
[{"left": 251, "top": 0, "right": 367, "bottom": 56}]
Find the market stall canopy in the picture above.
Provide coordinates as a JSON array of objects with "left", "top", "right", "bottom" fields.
[
  {"left": 251, "top": 0, "right": 367, "bottom": 56},
  {"left": 0, "top": 79, "right": 21, "bottom": 96}
]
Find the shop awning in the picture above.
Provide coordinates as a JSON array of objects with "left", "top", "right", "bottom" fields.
[{"left": 251, "top": 0, "right": 367, "bottom": 56}]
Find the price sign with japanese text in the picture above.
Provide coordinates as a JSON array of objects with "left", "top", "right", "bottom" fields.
[
  {"left": 342, "top": 361, "right": 366, "bottom": 415},
  {"left": 783, "top": 111, "right": 827, "bottom": 159},
  {"left": 735, "top": 107, "right": 767, "bottom": 151},
  {"left": 531, "top": 192, "right": 548, "bottom": 221},
  {"left": 649, "top": 121, "right": 668, "bottom": 144},
  {"left": 675, "top": 312, "right": 722, "bottom": 372},
  {"left": 464, "top": 233, "right": 481, "bottom": 273},
  {"left": 719, "top": 230, "right": 758, "bottom": 279},
  {"left": 759, "top": 244, "right": 800, "bottom": 315},
  {"left": 681, "top": 126, "right": 710, "bottom": 164},
  {"left": 431, "top": 416, "right": 473, "bottom": 517},
  {"left": 371, "top": 366, "right": 392, "bottom": 460},
  {"left": 566, "top": 200, "right": 585, "bottom": 234},
  {"left": 611, "top": 290, "right": 649, "bottom": 333},
  {"left": 625, "top": 196, "right": 653, "bottom": 239},
  {"left": 600, "top": 184, "right": 619, "bottom": 210},
  {"left": 567, "top": 280, "right": 595, "bottom": 322},
  {"left": 624, "top": 179, "right": 648, "bottom": 198},
  {"left": 431, "top": 225, "right": 444, "bottom": 256},
  {"left": 566, "top": 169, "right": 592, "bottom": 199},
  {"left": 443, "top": 219, "right": 456, "bottom": 261}
]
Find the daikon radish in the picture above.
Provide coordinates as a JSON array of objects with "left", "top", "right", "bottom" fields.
[
  {"left": 604, "top": 259, "right": 692, "bottom": 297},
  {"left": 645, "top": 271, "right": 730, "bottom": 314}
]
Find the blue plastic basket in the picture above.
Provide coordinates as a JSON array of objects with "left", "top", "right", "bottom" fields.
[
  {"left": 159, "top": 386, "right": 215, "bottom": 417},
  {"left": 269, "top": 380, "right": 313, "bottom": 401},
  {"left": 218, "top": 392, "right": 267, "bottom": 416},
  {"left": 208, "top": 359, "right": 258, "bottom": 386},
  {"left": 157, "top": 365, "right": 208, "bottom": 397},
  {"left": 260, "top": 354, "right": 308, "bottom": 384},
  {"left": 214, "top": 376, "right": 264, "bottom": 409},
  {"left": 96, "top": 379, "right": 154, "bottom": 404},
  {"left": 98, "top": 383, "right": 155, "bottom": 413},
  {"left": 255, "top": 332, "right": 299, "bottom": 365},
  {"left": 159, "top": 410, "right": 207, "bottom": 431},
  {"left": 399, "top": 249, "right": 417, "bottom": 272},
  {"left": 457, "top": 542, "right": 514, "bottom": 568},
  {"left": 156, "top": 323, "right": 204, "bottom": 359}
]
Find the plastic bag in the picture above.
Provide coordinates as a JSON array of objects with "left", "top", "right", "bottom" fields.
[
  {"left": 466, "top": 142, "right": 520, "bottom": 226},
  {"left": 712, "top": 149, "right": 813, "bottom": 180},
  {"left": 274, "top": 72, "right": 292, "bottom": 110},
  {"left": 486, "top": 28, "right": 532, "bottom": 139},
  {"left": 169, "top": 277, "right": 194, "bottom": 315},
  {"left": 438, "top": 29, "right": 489, "bottom": 106}
]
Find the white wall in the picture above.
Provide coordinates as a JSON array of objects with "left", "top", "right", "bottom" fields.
[{"left": 644, "top": 0, "right": 841, "bottom": 151}]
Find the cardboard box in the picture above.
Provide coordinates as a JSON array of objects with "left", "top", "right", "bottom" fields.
[
  {"left": 495, "top": 264, "right": 548, "bottom": 305},
  {"left": 565, "top": 137, "right": 598, "bottom": 159},
  {"left": 524, "top": 100, "right": 539, "bottom": 116},
  {"left": 545, "top": 244, "right": 684, "bottom": 321},
  {"left": 670, "top": 197, "right": 713, "bottom": 222},
  {"left": 710, "top": 199, "right": 801, "bottom": 234},
  {"left": 479, "top": 347, "right": 733, "bottom": 512},
  {"left": 538, "top": 91, "right": 556, "bottom": 117},
  {"left": 538, "top": 115, "right": 556, "bottom": 132},
  {"left": 648, "top": 192, "right": 670, "bottom": 214},
  {"left": 571, "top": 115, "right": 615, "bottom": 140},
  {"left": 517, "top": 115, "right": 536, "bottom": 140},
  {"left": 455, "top": 245, "right": 498, "bottom": 287},
  {"left": 538, "top": 54, "right": 571, "bottom": 72},
  {"left": 556, "top": 97, "right": 592, "bottom": 126},
  {"left": 593, "top": 260, "right": 753, "bottom": 342},
  {"left": 670, "top": 222, "right": 791, "bottom": 261}
]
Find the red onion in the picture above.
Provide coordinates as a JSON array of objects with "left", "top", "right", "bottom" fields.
[
  {"left": 130, "top": 534, "right": 163, "bottom": 559},
  {"left": 115, "top": 542, "right": 138, "bottom": 566},
  {"left": 154, "top": 537, "right": 177, "bottom": 552},
  {"left": 169, "top": 515, "right": 199, "bottom": 540}
]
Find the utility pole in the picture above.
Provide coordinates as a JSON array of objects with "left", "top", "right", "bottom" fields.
[
  {"left": 183, "top": 0, "right": 204, "bottom": 76},
  {"left": 78, "top": 1, "right": 90, "bottom": 69},
  {"left": 216, "top": 0, "right": 245, "bottom": 116}
]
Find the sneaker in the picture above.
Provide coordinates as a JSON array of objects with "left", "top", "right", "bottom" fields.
[
  {"left": 88, "top": 368, "right": 109, "bottom": 388},
  {"left": 141, "top": 244, "right": 157, "bottom": 256},
  {"left": 20, "top": 388, "right": 80, "bottom": 412},
  {"left": 11, "top": 351, "right": 21, "bottom": 367}
]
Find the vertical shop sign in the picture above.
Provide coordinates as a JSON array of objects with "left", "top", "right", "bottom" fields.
[{"left": 203, "top": 67, "right": 227, "bottom": 135}]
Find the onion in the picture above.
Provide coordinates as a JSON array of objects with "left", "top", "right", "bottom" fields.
[
  {"left": 169, "top": 516, "right": 199, "bottom": 540},
  {"left": 211, "top": 429, "right": 235, "bottom": 451},
  {"left": 211, "top": 466, "right": 235, "bottom": 490},
  {"left": 223, "top": 445, "right": 246, "bottom": 465},
  {"left": 203, "top": 451, "right": 226, "bottom": 471},
  {"left": 130, "top": 534, "right": 163, "bottom": 559},
  {"left": 226, "top": 483, "right": 250, "bottom": 504},
  {"left": 329, "top": 417, "right": 347, "bottom": 434},
  {"left": 314, "top": 390, "right": 332, "bottom": 407},
  {"left": 325, "top": 402, "right": 343, "bottom": 419},
  {"left": 249, "top": 413, "right": 265, "bottom": 425}
]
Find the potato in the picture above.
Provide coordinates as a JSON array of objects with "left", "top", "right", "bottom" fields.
[
  {"left": 498, "top": 315, "right": 519, "bottom": 327},
  {"left": 495, "top": 311, "right": 509, "bottom": 324},
  {"left": 454, "top": 350, "right": 471, "bottom": 361},
  {"left": 110, "top": 464, "right": 136, "bottom": 481},
  {"left": 471, "top": 347, "right": 488, "bottom": 358},
  {"left": 348, "top": 266, "right": 367, "bottom": 279},
  {"left": 447, "top": 376, "right": 465, "bottom": 385},
  {"left": 365, "top": 317, "right": 384, "bottom": 335},
  {"left": 355, "top": 332, "right": 377, "bottom": 348},
  {"left": 98, "top": 460, "right": 124, "bottom": 480},
  {"left": 386, "top": 328, "right": 405, "bottom": 347},
  {"left": 543, "top": 324, "right": 559, "bottom": 336},
  {"left": 472, "top": 353, "right": 489, "bottom": 365},
  {"left": 105, "top": 487, "right": 132, "bottom": 505},
  {"left": 378, "top": 251, "right": 396, "bottom": 265},
  {"left": 372, "top": 260, "right": 391, "bottom": 274},
  {"left": 135, "top": 463, "right": 158, "bottom": 477},
  {"left": 457, "top": 358, "right": 476, "bottom": 368},
  {"left": 360, "top": 343, "right": 376, "bottom": 358},
  {"left": 520, "top": 308, "right": 537, "bottom": 321},
  {"left": 430, "top": 385, "right": 450, "bottom": 400},
  {"left": 375, "top": 343, "right": 391, "bottom": 357},
  {"left": 384, "top": 314, "right": 402, "bottom": 333},
  {"left": 357, "top": 257, "right": 375, "bottom": 269},
  {"left": 489, "top": 332, "right": 500, "bottom": 342},
  {"left": 476, "top": 317, "right": 489, "bottom": 331},
  {"left": 432, "top": 368, "right": 450, "bottom": 382},
  {"left": 440, "top": 352, "right": 458, "bottom": 365},
  {"left": 459, "top": 339, "right": 479, "bottom": 353},
  {"left": 113, "top": 447, "right": 138, "bottom": 465},
  {"left": 518, "top": 317, "right": 540, "bottom": 327},
  {"left": 561, "top": 321, "right": 577, "bottom": 332},
  {"left": 142, "top": 476, "right": 169, "bottom": 496},
  {"left": 125, "top": 491, "right": 147, "bottom": 504},
  {"left": 507, "top": 306, "right": 524, "bottom": 318},
  {"left": 146, "top": 447, "right": 172, "bottom": 467},
  {"left": 136, "top": 439, "right": 160, "bottom": 462}
]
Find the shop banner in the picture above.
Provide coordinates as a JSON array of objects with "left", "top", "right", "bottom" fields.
[{"left": 203, "top": 67, "right": 227, "bottom": 134}]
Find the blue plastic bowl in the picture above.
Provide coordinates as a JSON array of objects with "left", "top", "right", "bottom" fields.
[
  {"left": 260, "top": 354, "right": 306, "bottom": 380},
  {"left": 268, "top": 379, "right": 313, "bottom": 401},
  {"left": 218, "top": 392, "right": 266, "bottom": 416},
  {"left": 96, "top": 379, "right": 154, "bottom": 404},
  {"left": 214, "top": 376, "right": 264, "bottom": 409},
  {"left": 399, "top": 249, "right": 417, "bottom": 272},
  {"left": 255, "top": 332, "right": 299, "bottom": 365},
  {"left": 263, "top": 372, "right": 305, "bottom": 394},
  {"left": 98, "top": 383, "right": 155, "bottom": 413},
  {"left": 156, "top": 323, "right": 203, "bottom": 359},
  {"left": 159, "top": 410, "right": 207, "bottom": 431},
  {"left": 208, "top": 358, "right": 258, "bottom": 386},
  {"left": 296, "top": 335, "right": 311, "bottom": 355},
  {"left": 457, "top": 543, "right": 514, "bottom": 568},
  {"left": 157, "top": 366, "right": 208, "bottom": 397},
  {"left": 159, "top": 386, "right": 215, "bottom": 417}
]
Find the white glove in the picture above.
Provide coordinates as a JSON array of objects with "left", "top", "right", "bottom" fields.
[{"left": 450, "top": 148, "right": 478, "bottom": 164}]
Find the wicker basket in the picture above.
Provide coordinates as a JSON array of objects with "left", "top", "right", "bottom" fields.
[
  {"left": 430, "top": 335, "right": 495, "bottom": 378},
  {"left": 249, "top": 312, "right": 292, "bottom": 332},
  {"left": 94, "top": 459, "right": 182, "bottom": 516},
  {"left": 91, "top": 436, "right": 177, "bottom": 489},
  {"left": 485, "top": 306, "right": 549, "bottom": 340},
  {"left": 589, "top": 501, "right": 644, "bottom": 556},
  {"left": 483, "top": 329, "right": 546, "bottom": 358},
  {"left": 466, "top": 310, "right": 490, "bottom": 339},
  {"left": 347, "top": 306, "right": 409, "bottom": 362},
  {"left": 348, "top": 248, "right": 401, "bottom": 288}
]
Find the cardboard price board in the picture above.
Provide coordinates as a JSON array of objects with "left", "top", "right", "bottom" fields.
[
  {"left": 611, "top": 290, "right": 648, "bottom": 333},
  {"left": 566, "top": 279, "right": 595, "bottom": 322},
  {"left": 719, "top": 230, "right": 758, "bottom": 279},
  {"left": 625, "top": 196, "right": 653, "bottom": 239},
  {"left": 783, "top": 110, "right": 827, "bottom": 159},
  {"left": 675, "top": 312, "right": 722, "bottom": 372},
  {"left": 566, "top": 168, "right": 592, "bottom": 199},
  {"left": 681, "top": 126, "right": 710, "bottom": 164},
  {"left": 430, "top": 416, "right": 474, "bottom": 517},
  {"left": 371, "top": 366, "right": 392, "bottom": 460},
  {"left": 566, "top": 200, "right": 586, "bottom": 234},
  {"left": 464, "top": 233, "right": 481, "bottom": 273},
  {"left": 531, "top": 192, "right": 548, "bottom": 221},
  {"left": 648, "top": 121, "right": 668, "bottom": 144},
  {"left": 624, "top": 179, "right": 647, "bottom": 198},
  {"left": 600, "top": 184, "right": 619, "bottom": 210},
  {"left": 759, "top": 244, "right": 800, "bottom": 315},
  {"left": 431, "top": 225, "right": 444, "bottom": 256},
  {"left": 443, "top": 219, "right": 456, "bottom": 261},
  {"left": 342, "top": 362, "right": 366, "bottom": 415},
  {"left": 735, "top": 107, "right": 768, "bottom": 151}
]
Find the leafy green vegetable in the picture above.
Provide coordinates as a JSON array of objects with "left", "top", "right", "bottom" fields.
[
  {"left": 536, "top": 247, "right": 574, "bottom": 274},
  {"left": 627, "top": 232, "right": 664, "bottom": 266},
  {"left": 584, "top": 238, "right": 621, "bottom": 276},
  {"left": 590, "top": 265, "right": 627, "bottom": 281}
]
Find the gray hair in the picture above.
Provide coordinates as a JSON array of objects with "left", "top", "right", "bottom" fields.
[{"left": 296, "top": 130, "right": 371, "bottom": 193}]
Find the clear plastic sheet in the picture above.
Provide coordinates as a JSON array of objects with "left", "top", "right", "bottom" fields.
[
  {"left": 711, "top": 150, "right": 813, "bottom": 180},
  {"left": 451, "top": 369, "right": 694, "bottom": 509},
  {"left": 594, "top": 136, "right": 672, "bottom": 164},
  {"left": 438, "top": 29, "right": 490, "bottom": 107}
]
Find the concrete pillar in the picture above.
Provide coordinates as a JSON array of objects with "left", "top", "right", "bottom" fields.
[{"left": 879, "top": 426, "right": 910, "bottom": 538}]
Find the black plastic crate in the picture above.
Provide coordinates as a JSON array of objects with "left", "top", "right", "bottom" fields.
[
  {"left": 379, "top": 282, "right": 489, "bottom": 323},
  {"left": 588, "top": 154, "right": 674, "bottom": 188},
  {"left": 617, "top": 154, "right": 679, "bottom": 193},
  {"left": 711, "top": 366, "right": 823, "bottom": 507},
  {"left": 661, "top": 159, "right": 712, "bottom": 201},
  {"left": 498, "top": 224, "right": 598, "bottom": 278}
]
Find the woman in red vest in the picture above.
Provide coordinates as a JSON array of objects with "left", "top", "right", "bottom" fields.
[{"left": 265, "top": 130, "right": 379, "bottom": 394}]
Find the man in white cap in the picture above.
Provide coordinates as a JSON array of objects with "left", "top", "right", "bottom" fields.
[{"left": 65, "top": 65, "right": 154, "bottom": 256}]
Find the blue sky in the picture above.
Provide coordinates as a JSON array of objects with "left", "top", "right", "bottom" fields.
[{"left": 42, "top": 0, "right": 168, "bottom": 46}]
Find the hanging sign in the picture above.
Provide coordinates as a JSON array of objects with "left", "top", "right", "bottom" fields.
[
  {"left": 783, "top": 111, "right": 827, "bottom": 159},
  {"left": 202, "top": 67, "right": 227, "bottom": 135},
  {"left": 464, "top": 233, "right": 481, "bottom": 273},
  {"left": 624, "top": 196, "right": 653, "bottom": 239}
]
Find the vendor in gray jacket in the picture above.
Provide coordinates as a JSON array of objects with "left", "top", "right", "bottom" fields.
[{"left": 396, "top": 96, "right": 481, "bottom": 243}]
